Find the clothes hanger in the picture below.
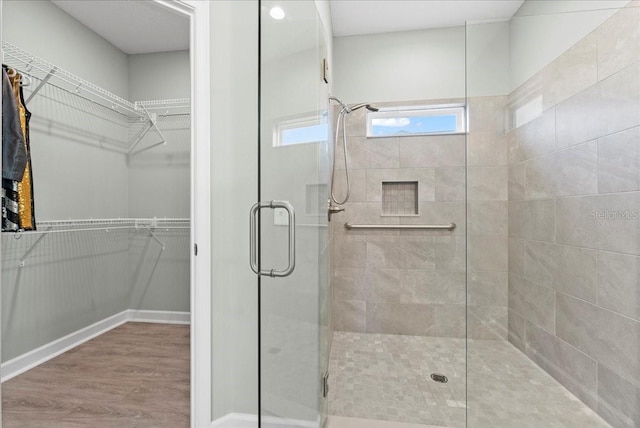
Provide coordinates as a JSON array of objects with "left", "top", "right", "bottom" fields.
[{"left": 20, "top": 73, "right": 32, "bottom": 87}]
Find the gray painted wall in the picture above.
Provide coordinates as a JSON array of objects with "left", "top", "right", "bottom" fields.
[{"left": 334, "top": 26, "right": 466, "bottom": 103}]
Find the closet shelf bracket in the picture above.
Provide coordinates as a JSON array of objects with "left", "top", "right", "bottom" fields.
[
  {"left": 146, "top": 228, "right": 166, "bottom": 251},
  {"left": 134, "top": 219, "right": 166, "bottom": 250},
  {"left": 25, "top": 67, "right": 57, "bottom": 105},
  {"left": 128, "top": 107, "right": 167, "bottom": 157},
  {"left": 17, "top": 227, "right": 50, "bottom": 267}
]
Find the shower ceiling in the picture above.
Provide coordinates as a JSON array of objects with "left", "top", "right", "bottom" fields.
[{"left": 329, "top": 0, "right": 525, "bottom": 36}]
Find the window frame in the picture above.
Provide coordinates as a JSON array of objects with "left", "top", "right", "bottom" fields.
[
  {"left": 273, "top": 112, "right": 328, "bottom": 147},
  {"left": 366, "top": 103, "right": 467, "bottom": 138}
]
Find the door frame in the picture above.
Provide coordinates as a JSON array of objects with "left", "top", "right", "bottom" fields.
[{"left": 153, "top": 1, "right": 212, "bottom": 427}]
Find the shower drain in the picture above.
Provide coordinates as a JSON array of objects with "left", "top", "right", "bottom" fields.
[{"left": 430, "top": 373, "right": 448, "bottom": 383}]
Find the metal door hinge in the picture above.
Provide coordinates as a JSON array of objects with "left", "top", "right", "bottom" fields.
[
  {"left": 322, "top": 371, "right": 329, "bottom": 398},
  {"left": 194, "top": 243, "right": 198, "bottom": 256}
]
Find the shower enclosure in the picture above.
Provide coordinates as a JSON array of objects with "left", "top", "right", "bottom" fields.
[
  {"left": 326, "top": 1, "right": 638, "bottom": 428},
  {"left": 210, "top": 1, "right": 637, "bottom": 427}
]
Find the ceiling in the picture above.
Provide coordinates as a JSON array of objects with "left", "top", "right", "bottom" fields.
[
  {"left": 330, "top": 0, "right": 526, "bottom": 37},
  {"left": 49, "top": 1, "right": 525, "bottom": 55},
  {"left": 51, "top": 1, "right": 189, "bottom": 55}
]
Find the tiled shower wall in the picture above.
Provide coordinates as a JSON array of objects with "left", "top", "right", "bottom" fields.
[
  {"left": 507, "top": 4, "right": 640, "bottom": 428},
  {"left": 332, "top": 96, "right": 508, "bottom": 339}
]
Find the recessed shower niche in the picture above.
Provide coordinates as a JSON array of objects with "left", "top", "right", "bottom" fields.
[{"left": 381, "top": 180, "right": 419, "bottom": 216}]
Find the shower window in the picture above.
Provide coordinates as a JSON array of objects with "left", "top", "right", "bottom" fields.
[
  {"left": 366, "top": 104, "right": 466, "bottom": 137},
  {"left": 273, "top": 113, "right": 328, "bottom": 147}
]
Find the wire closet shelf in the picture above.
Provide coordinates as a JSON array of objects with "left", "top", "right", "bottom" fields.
[
  {"left": 6, "top": 218, "right": 191, "bottom": 237},
  {"left": 5, "top": 218, "right": 190, "bottom": 267},
  {"left": 2, "top": 41, "right": 190, "bottom": 155}
]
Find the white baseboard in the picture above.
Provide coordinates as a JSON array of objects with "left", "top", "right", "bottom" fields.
[
  {"left": 1, "top": 309, "right": 191, "bottom": 382},
  {"left": 129, "top": 309, "right": 190, "bottom": 324},
  {"left": 212, "top": 413, "right": 319, "bottom": 428}
]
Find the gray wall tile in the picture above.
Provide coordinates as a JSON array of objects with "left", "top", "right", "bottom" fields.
[
  {"left": 399, "top": 135, "right": 466, "bottom": 167},
  {"left": 509, "top": 199, "right": 556, "bottom": 242},
  {"left": 336, "top": 136, "right": 400, "bottom": 169},
  {"left": 334, "top": 235, "right": 367, "bottom": 268},
  {"left": 514, "top": 107, "right": 556, "bottom": 159},
  {"left": 467, "top": 131, "right": 508, "bottom": 166},
  {"left": 524, "top": 240, "right": 555, "bottom": 286},
  {"left": 365, "top": 268, "right": 401, "bottom": 303},
  {"left": 468, "top": 305, "right": 507, "bottom": 340},
  {"left": 333, "top": 168, "right": 367, "bottom": 202},
  {"left": 333, "top": 267, "right": 367, "bottom": 301},
  {"left": 435, "top": 304, "right": 466, "bottom": 338},
  {"left": 556, "top": 293, "right": 640, "bottom": 385},
  {"left": 508, "top": 237, "right": 525, "bottom": 277},
  {"left": 366, "top": 302, "right": 436, "bottom": 335},
  {"left": 366, "top": 236, "right": 436, "bottom": 270},
  {"left": 598, "top": 251, "right": 640, "bottom": 321},
  {"left": 467, "top": 166, "right": 508, "bottom": 201},
  {"left": 508, "top": 310, "right": 526, "bottom": 352},
  {"left": 435, "top": 167, "right": 466, "bottom": 201},
  {"left": 525, "top": 141, "right": 598, "bottom": 199},
  {"left": 542, "top": 32, "right": 597, "bottom": 110},
  {"left": 597, "top": 364, "right": 640, "bottom": 428},
  {"left": 400, "top": 270, "right": 465, "bottom": 305},
  {"left": 468, "top": 96, "right": 507, "bottom": 134},
  {"left": 468, "top": 271, "right": 508, "bottom": 307},
  {"left": 508, "top": 273, "right": 555, "bottom": 333},
  {"left": 553, "top": 245, "right": 598, "bottom": 303},
  {"left": 525, "top": 321, "right": 598, "bottom": 410},
  {"left": 597, "top": 5, "right": 640, "bottom": 81},
  {"left": 556, "top": 62, "right": 640, "bottom": 147},
  {"left": 525, "top": 241, "right": 598, "bottom": 302},
  {"left": 433, "top": 236, "right": 466, "bottom": 271},
  {"left": 508, "top": 162, "right": 526, "bottom": 201},
  {"left": 468, "top": 201, "right": 508, "bottom": 236},
  {"left": 556, "top": 193, "right": 640, "bottom": 255},
  {"left": 597, "top": 126, "right": 640, "bottom": 194},
  {"left": 333, "top": 300, "right": 366, "bottom": 332},
  {"left": 468, "top": 236, "right": 508, "bottom": 272}
]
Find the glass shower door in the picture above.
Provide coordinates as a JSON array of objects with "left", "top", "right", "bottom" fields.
[{"left": 256, "top": 1, "right": 330, "bottom": 426}]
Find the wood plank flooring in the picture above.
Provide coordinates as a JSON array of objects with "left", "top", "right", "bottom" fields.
[{"left": 2, "top": 322, "right": 190, "bottom": 427}]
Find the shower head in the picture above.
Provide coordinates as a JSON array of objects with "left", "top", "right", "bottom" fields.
[
  {"left": 347, "top": 103, "right": 379, "bottom": 113},
  {"left": 329, "top": 96, "right": 379, "bottom": 113}
]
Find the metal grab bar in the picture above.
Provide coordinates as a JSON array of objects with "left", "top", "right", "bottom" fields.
[{"left": 344, "top": 222, "right": 456, "bottom": 231}]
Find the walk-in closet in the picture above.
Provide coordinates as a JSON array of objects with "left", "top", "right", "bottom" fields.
[{"left": 1, "top": 1, "right": 192, "bottom": 425}]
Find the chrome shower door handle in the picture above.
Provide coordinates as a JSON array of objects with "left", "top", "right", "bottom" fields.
[{"left": 249, "top": 200, "right": 296, "bottom": 277}]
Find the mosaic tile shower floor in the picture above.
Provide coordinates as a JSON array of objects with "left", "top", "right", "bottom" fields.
[{"left": 328, "top": 332, "right": 611, "bottom": 428}]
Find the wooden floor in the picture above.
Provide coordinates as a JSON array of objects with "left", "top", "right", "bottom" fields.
[{"left": 2, "top": 323, "right": 190, "bottom": 427}]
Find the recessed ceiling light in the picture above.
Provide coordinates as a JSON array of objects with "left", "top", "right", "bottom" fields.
[{"left": 270, "top": 6, "right": 285, "bottom": 20}]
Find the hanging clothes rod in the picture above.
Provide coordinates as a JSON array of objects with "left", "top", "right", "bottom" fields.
[{"left": 344, "top": 222, "right": 456, "bottom": 231}]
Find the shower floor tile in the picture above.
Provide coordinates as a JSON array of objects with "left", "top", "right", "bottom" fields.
[{"left": 328, "top": 332, "right": 611, "bottom": 428}]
